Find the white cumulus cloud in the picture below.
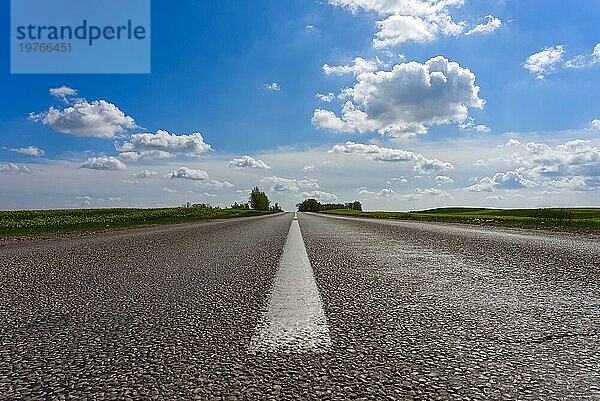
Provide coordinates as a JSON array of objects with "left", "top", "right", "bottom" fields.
[
  {"left": 565, "top": 43, "right": 600, "bottom": 69},
  {"left": 374, "top": 15, "right": 436, "bottom": 47},
  {"left": 524, "top": 45, "right": 565, "bottom": 79},
  {"left": 134, "top": 169, "right": 157, "bottom": 178},
  {"left": 10, "top": 146, "right": 45, "bottom": 157},
  {"left": 434, "top": 175, "right": 454, "bottom": 184},
  {"left": 378, "top": 186, "right": 452, "bottom": 200},
  {"left": 465, "top": 15, "right": 501, "bottom": 36},
  {"left": 116, "top": 130, "right": 212, "bottom": 160},
  {"left": 328, "top": 0, "right": 464, "bottom": 16},
  {"left": 228, "top": 155, "right": 271, "bottom": 169},
  {"left": 167, "top": 168, "right": 233, "bottom": 189},
  {"left": 323, "top": 57, "right": 383, "bottom": 75},
  {"left": 262, "top": 176, "right": 320, "bottom": 192},
  {"left": 316, "top": 92, "right": 336, "bottom": 102},
  {"left": 330, "top": 141, "right": 454, "bottom": 174},
  {"left": 329, "top": 0, "right": 468, "bottom": 48},
  {"left": 170, "top": 167, "right": 209, "bottom": 181},
  {"left": 546, "top": 176, "right": 597, "bottom": 192},
  {"left": 300, "top": 190, "right": 339, "bottom": 203},
  {"left": 313, "top": 56, "right": 484, "bottom": 139},
  {"left": 80, "top": 156, "right": 127, "bottom": 171},
  {"left": 49, "top": 85, "right": 78, "bottom": 102},
  {"left": 459, "top": 117, "right": 490, "bottom": 133},
  {"left": 474, "top": 124, "right": 491, "bottom": 133},
  {"left": 377, "top": 188, "right": 397, "bottom": 198},
  {"left": 415, "top": 187, "right": 452, "bottom": 198},
  {"left": 201, "top": 179, "right": 234, "bottom": 189},
  {"left": 502, "top": 138, "right": 522, "bottom": 147},
  {"left": 30, "top": 98, "right": 137, "bottom": 138},
  {"left": 465, "top": 171, "right": 535, "bottom": 192},
  {"left": 0, "top": 163, "right": 32, "bottom": 174},
  {"left": 169, "top": 167, "right": 232, "bottom": 189},
  {"left": 303, "top": 163, "right": 317, "bottom": 172},
  {"left": 521, "top": 139, "right": 600, "bottom": 178},
  {"left": 264, "top": 82, "right": 281, "bottom": 91},
  {"left": 358, "top": 186, "right": 376, "bottom": 195}
]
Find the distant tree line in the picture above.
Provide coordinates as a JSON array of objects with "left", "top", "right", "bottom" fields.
[
  {"left": 230, "top": 202, "right": 250, "bottom": 210},
  {"left": 191, "top": 203, "right": 211, "bottom": 209},
  {"left": 183, "top": 202, "right": 216, "bottom": 209},
  {"left": 533, "top": 207, "right": 575, "bottom": 220},
  {"left": 296, "top": 199, "right": 362, "bottom": 212},
  {"left": 183, "top": 186, "right": 282, "bottom": 212}
]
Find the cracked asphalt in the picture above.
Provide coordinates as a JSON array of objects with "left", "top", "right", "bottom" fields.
[{"left": 0, "top": 212, "right": 598, "bottom": 400}]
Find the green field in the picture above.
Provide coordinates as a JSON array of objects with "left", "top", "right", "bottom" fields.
[
  {"left": 0, "top": 207, "right": 276, "bottom": 236},
  {"left": 320, "top": 207, "right": 600, "bottom": 231}
]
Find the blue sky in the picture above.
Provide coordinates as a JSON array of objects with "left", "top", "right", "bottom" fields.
[{"left": 1, "top": 0, "right": 599, "bottom": 210}]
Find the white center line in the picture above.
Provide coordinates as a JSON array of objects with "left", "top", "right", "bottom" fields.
[{"left": 250, "top": 215, "right": 331, "bottom": 353}]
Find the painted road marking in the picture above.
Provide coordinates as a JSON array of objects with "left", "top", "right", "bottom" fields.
[{"left": 250, "top": 216, "right": 331, "bottom": 353}]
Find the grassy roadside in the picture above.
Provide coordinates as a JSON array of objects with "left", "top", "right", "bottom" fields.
[
  {"left": 0, "top": 207, "right": 278, "bottom": 237},
  {"left": 319, "top": 207, "right": 600, "bottom": 232}
]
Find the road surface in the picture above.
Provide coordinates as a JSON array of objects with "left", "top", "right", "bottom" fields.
[{"left": 0, "top": 212, "right": 598, "bottom": 400}]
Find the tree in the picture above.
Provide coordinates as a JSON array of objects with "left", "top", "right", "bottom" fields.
[
  {"left": 297, "top": 199, "right": 362, "bottom": 212},
  {"left": 249, "top": 187, "right": 270, "bottom": 211}
]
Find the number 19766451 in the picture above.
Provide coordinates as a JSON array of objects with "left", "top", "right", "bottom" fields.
[{"left": 19, "top": 42, "right": 72, "bottom": 52}]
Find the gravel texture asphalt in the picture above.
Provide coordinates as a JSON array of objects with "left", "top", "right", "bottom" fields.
[{"left": 0, "top": 211, "right": 598, "bottom": 400}]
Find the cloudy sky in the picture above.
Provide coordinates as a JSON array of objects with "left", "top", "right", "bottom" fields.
[{"left": 1, "top": 0, "right": 599, "bottom": 210}]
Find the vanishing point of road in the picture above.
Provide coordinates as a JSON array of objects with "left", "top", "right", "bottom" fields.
[{"left": 0, "top": 212, "right": 598, "bottom": 400}]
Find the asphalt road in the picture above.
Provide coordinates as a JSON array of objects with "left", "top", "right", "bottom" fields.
[{"left": 0, "top": 212, "right": 598, "bottom": 400}]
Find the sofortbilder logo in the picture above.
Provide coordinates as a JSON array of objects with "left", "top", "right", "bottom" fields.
[{"left": 11, "top": 0, "right": 150, "bottom": 74}]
